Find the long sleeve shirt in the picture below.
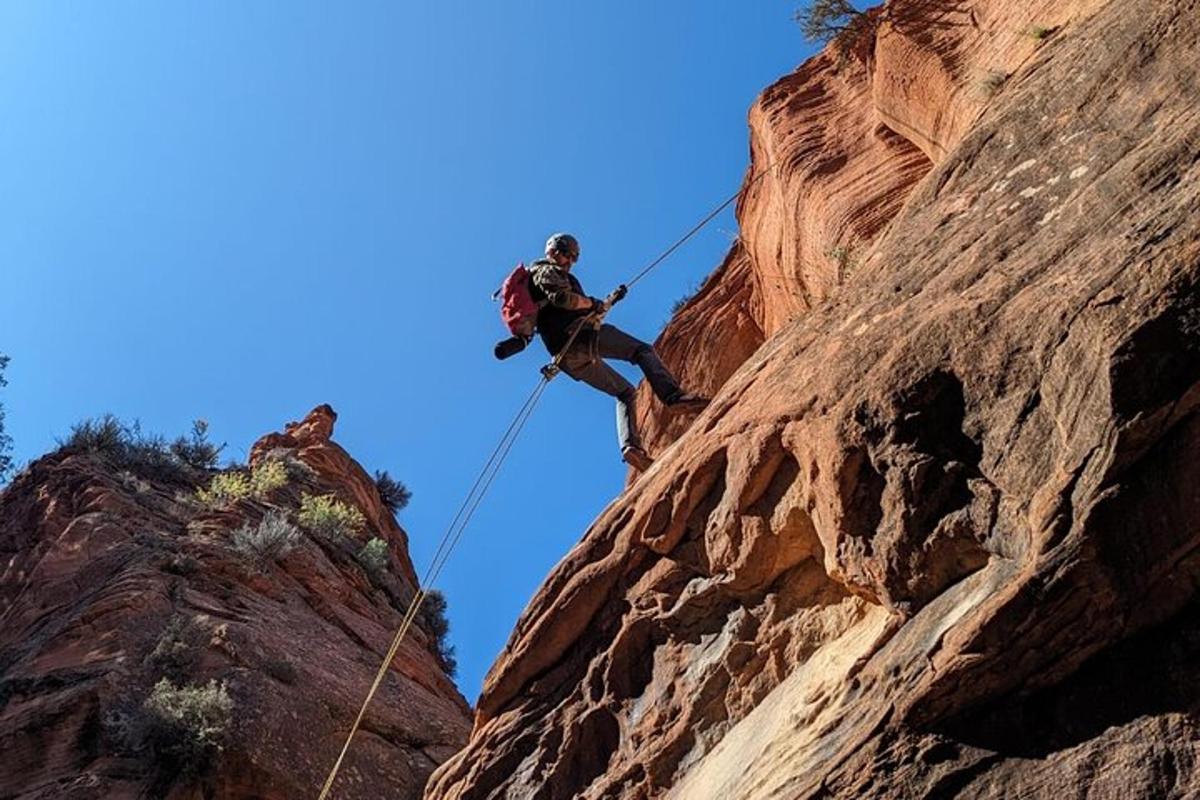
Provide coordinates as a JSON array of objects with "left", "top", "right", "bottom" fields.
[{"left": 528, "top": 258, "right": 592, "bottom": 355}]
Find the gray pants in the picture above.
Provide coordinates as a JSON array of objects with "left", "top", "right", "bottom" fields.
[{"left": 559, "top": 324, "right": 681, "bottom": 451}]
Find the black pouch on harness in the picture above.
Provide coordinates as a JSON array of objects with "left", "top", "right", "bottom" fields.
[{"left": 494, "top": 335, "right": 529, "bottom": 360}]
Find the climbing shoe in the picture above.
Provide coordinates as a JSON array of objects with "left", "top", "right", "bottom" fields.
[
  {"left": 622, "top": 445, "right": 654, "bottom": 472},
  {"left": 666, "top": 391, "right": 710, "bottom": 412}
]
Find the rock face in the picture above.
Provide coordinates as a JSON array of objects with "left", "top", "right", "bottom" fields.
[
  {"left": 429, "top": 0, "right": 1200, "bottom": 798},
  {"left": 0, "top": 406, "right": 470, "bottom": 799}
]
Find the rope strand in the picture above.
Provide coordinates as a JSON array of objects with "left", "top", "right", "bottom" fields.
[
  {"left": 317, "top": 376, "right": 549, "bottom": 800},
  {"left": 625, "top": 163, "right": 776, "bottom": 289}
]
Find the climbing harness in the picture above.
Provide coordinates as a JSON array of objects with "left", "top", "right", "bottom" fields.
[{"left": 316, "top": 163, "right": 776, "bottom": 799}]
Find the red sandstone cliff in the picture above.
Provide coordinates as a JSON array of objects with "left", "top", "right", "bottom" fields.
[
  {"left": 0, "top": 406, "right": 470, "bottom": 799},
  {"left": 429, "top": 0, "right": 1200, "bottom": 797}
]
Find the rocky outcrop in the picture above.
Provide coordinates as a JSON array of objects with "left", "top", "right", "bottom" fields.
[
  {"left": 430, "top": 0, "right": 1200, "bottom": 797},
  {"left": 0, "top": 406, "right": 470, "bottom": 799}
]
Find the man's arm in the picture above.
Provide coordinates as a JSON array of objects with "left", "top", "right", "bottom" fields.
[{"left": 531, "top": 267, "right": 599, "bottom": 311}]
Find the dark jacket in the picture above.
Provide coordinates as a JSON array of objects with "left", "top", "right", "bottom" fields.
[{"left": 528, "top": 258, "right": 592, "bottom": 355}]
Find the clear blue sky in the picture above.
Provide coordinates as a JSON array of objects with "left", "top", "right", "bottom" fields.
[{"left": 0, "top": 2, "right": 815, "bottom": 701}]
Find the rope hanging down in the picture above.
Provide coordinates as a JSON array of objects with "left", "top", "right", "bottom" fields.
[
  {"left": 317, "top": 376, "right": 549, "bottom": 800},
  {"left": 317, "top": 164, "right": 776, "bottom": 799}
]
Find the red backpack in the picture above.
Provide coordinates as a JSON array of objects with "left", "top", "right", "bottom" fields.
[{"left": 495, "top": 263, "right": 541, "bottom": 339}]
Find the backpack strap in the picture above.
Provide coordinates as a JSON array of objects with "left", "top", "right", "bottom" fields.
[{"left": 526, "top": 264, "right": 551, "bottom": 308}]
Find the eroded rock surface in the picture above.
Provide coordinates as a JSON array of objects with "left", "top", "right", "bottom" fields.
[
  {"left": 430, "top": 0, "right": 1200, "bottom": 797},
  {"left": 0, "top": 406, "right": 470, "bottom": 799}
]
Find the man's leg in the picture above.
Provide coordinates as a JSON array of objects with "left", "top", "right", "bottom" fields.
[
  {"left": 560, "top": 352, "right": 641, "bottom": 453},
  {"left": 592, "top": 324, "right": 683, "bottom": 403}
]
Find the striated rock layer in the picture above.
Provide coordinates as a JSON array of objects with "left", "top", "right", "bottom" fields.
[
  {"left": 430, "top": 0, "right": 1200, "bottom": 797},
  {"left": 0, "top": 405, "right": 470, "bottom": 799}
]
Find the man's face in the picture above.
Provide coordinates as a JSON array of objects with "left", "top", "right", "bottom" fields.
[{"left": 552, "top": 249, "right": 579, "bottom": 270}]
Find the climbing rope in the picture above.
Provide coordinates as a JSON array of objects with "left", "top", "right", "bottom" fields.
[
  {"left": 317, "top": 375, "right": 549, "bottom": 800},
  {"left": 625, "top": 162, "right": 777, "bottom": 289},
  {"left": 317, "top": 164, "right": 776, "bottom": 799}
]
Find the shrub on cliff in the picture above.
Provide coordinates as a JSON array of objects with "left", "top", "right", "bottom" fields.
[
  {"left": 196, "top": 459, "right": 289, "bottom": 507},
  {"left": 196, "top": 471, "right": 253, "bottom": 505},
  {"left": 419, "top": 590, "right": 457, "bottom": 678},
  {"left": 299, "top": 492, "right": 366, "bottom": 541},
  {"left": 249, "top": 458, "right": 289, "bottom": 495},
  {"left": 147, "top": 615, "right": 206, "bottom": 680},
  {"left": 356, "top": 536, "right": 389, "bottom": 580},
  {"left": 64, "top": 415, "right": 129, "bottom": 454},
  {"left": 231, "top": 512, "right": 302, "bottom": 570},
  {"left": 169, "top": 420, "right": 223, "bottom": 471},
  {"left": 794, "top": 0, "right": 874, "bottom": 59},
  {"left": 61, "top": 415, "right": 194, "bottom": 484},
  {"left": 264, "top": 449, "right": 316, "bottom": 480},
  {"left": 374, "top": 470, "right": 411, "bottom": 514},
  {"left": 138, "top": 679, "right": 232, "bottom": 772}
]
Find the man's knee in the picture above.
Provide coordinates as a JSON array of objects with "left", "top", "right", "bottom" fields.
[{"left": 599, "top": 325, "right": 652, "bottom": 363}]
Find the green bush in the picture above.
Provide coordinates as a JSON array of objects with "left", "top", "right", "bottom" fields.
[
  {"left": 250, "top": 459, "right": 288, "bottom": 496},
  {"left": 418, "top": 590, "right": 457, "bottom": 678},
  {"left": 374, "top": 470, "right": 411, "bottom": 513},
  {"left": 256, "top": 448, "right": 316, "bottom": 479},
  {"left": 61, "top": 415, "right": 195, "bottom": 484},
  {"left": 356, "top": 537, "right": 389, "bottom": 579},
  {"left": 299, "top": 493, "right": 366, "bottom": 541},
  {"left": 196, "top": 460, "right": 289, "bottom": 507},
  {"left": 147, "top": 616, "right": 204, "bottom": 680},
  {"left": 138, "top": 679, "right": 233, "bottom": 772},
  {"left": 231, "top": 512, "right": 301, "bottom": 570},
  {"left": 196, "top": 472, "right": 252, "bottom": 506},
  {"left": 60, "top": 415, "right": 225, "bottom": 485},
  {"left": 169, "top": 420, "right": 223, "bottom": 471},
  {"left": 64, "top": 415, "right": 125, "bottom": 452}
]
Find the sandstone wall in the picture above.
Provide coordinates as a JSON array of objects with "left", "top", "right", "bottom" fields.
[
  {"left": 430, "top": 0, "right": 1200, "bottom": 797},
  {"left": 0, "top": 406, "right": 470, "bottom": 799},
  {"left": 637, "top": 0, "right": 1109, "bottom": 456}
]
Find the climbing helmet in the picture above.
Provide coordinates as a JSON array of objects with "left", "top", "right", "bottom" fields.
[{"left": 545, "top": 232, "right": 580, "bottom": 261}]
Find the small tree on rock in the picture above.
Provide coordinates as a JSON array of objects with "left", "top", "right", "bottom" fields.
[
  {"left": 794, "top": 0, "right": 875, "bottom": 60},
  {"left": 170, "top": 420, "right": 223, "bottom": 471},
  {"left": 419, "top": 590, "right": 457, "bottom": 678},
  {"left": 374, "top": 470, "right": 412, "bottom": 514}
]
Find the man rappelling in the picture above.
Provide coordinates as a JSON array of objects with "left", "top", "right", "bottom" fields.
[{"left": 495, "top": 233, "right": 709, "bottom": 473}]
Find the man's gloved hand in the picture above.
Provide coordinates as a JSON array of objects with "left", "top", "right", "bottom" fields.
[
  {"left": 588, "top": 296, "right": 606, "bottom": 313},
  {"left": 609, "top": 284, "right": 628, "bottom": 304}
]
